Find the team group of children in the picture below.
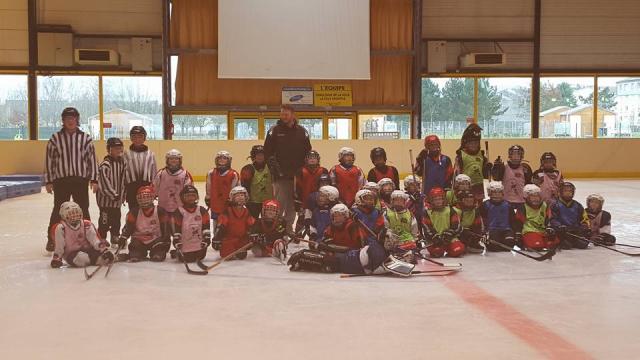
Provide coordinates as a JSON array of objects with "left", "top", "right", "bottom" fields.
[{"left": 49, "top": 124, "right": 616, "bottom": 276}]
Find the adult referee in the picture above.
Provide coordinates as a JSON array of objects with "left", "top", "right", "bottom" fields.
[
  {"left": 263, "top": 105, "right": 311, "bottom": 232},
  {"left": 44, "top": 107, "right": 98, "bottom": 252}
]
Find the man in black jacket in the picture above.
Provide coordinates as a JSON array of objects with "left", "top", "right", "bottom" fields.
[{"left": 263, "top": 105, "right": 312, "bottom": 232}]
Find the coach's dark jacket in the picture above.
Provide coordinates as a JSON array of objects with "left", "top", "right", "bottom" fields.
[{"left": 263, "top": 120, "right": 312, "bottom": 179}]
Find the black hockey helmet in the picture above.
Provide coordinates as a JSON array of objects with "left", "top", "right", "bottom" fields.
[
  {"left": 317, "top": 173, "right": 332, "bottom": 187},
  {"left": 305, "top": 150, "right": 320, "bottom": 163},
  {"left": 508, "top": 145, "right": 524, "bottom": 157},
  {"left": 540, "top": 152, "right": 556, "bottom": 165},
  {"left": 460, "top": 123, "right": 483, "bottom": 147},
  {"left": 180, "top": 184, "right": 199, "bottom": 199},
  {"left": 130, "top": 125, "right": 147, "bottom": 137},
  {"left": 370, "top": 147, "right": 387, "bottom": 162},
  {"left": 106, "top": 137, "right": 124, "bottom": 150}
]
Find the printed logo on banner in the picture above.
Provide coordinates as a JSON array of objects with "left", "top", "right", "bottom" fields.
[{"left": 282, "top": 87, "right": 314, "bottom": 105}]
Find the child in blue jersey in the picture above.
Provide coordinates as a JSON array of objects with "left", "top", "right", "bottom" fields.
[
  {"left": 481, "top": 181, "right": 517, "bottom": 252},
  {"left": 549, "top": 182, "right": 590, "bottom": 250}
]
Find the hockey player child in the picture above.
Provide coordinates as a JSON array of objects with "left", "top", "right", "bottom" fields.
[
  {"left": 384, "top": 190, "right": 421, "bottom": 248},
  {"left": 403, "top": 175, "right": 425, "bottom": 222},
  {"left": 491, "top": 145, "right": 533, "bottom": 207},
  {"left": 294, "top": 150, "right": 328, "bottom": 233},
  {"left": 453, "top": 190, "right": 484, "bottom": 253},
  {"left": 446, "top": 174, "right": 472, "bottom": 207},
  {"left": 363, "top": 181, "right": 383, "bottom": 211},
  {"left": 512, "top": 184, "right": 559, "bottom": 251},
  {"left": 96, "top": 137, "right": 126, "bottom": 247},
  {"left": 124, "top": 126, "right": 157, "bottom": 210},
  {"left": 585, "top": 194, "right": 616, "bottom": 246},
  {"left": 205, "top": 151, "right": 240, "bottom": 232},
  {"left": 329, "top": 147, "right": 365, "bottom": 207},
  {"left": 302, "top": 173, "right": 332, "bottom": 215},
  {"left": 287, "top": 206, "right": 388, "bottom": 275},
  {"left": 422, "top": 187, "right": 465, "bottom": 258},
  {"left": 241, "top": 145, "right": 274, "bottom": 219},
  {"left": 153, "top": 149, "right": 193, "bottom": 214},
  {"left": 171, "top": 185, "right": 211, "bottom": 263},
  {"left": 304, "top": 185, "right": 340, "bottom": 243},
  {"left": 248, "top": 199, "right": 287, "bottom": 257},
  {"left": 415, "top": 134, "right": 454, "bottom": 194},
  {"left": 322, "top": 203, "right": 367, "bottom": 250},
  {"left": 549, "top": 182, "right": 591, "bottom": 250},
  {"left": 366, "top": 147, "right": 400, "bottom": 190},
  {"left": 480, "top": 182, "right": 516, "bottom": 252},
  {"left": 212, "top": 186, "right": 256, "bottom": 259},
  {"left": 119, "top": 186, "right": 171, "bottom": 262},
  {"left": 455, "top": 124, "right": 491, "bottom": 202},
  {"left": 377, "top": 177, "right": 395, "bottom": 208},
  {"left": 50, "top": 201, "right": 114, "bottom": 268},
  {"left": 532, "top": 152, "right": 564, "bottom": 205},
  {"left": 350, "top": 189, "right": 385, "bottom": 237}
]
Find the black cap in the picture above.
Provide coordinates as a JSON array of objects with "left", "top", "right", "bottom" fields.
[
  {"left": 61, "top": 107, "right": 79, "bottom": 118},
  {"left": 106, "top": 137, "right": 124, "bottom": 149},
  {"left": 180, "top": 184, "right": 199, "bottom": 197},
  {"left": 130, "top": 126, "right": 147, "bottom": 136}
]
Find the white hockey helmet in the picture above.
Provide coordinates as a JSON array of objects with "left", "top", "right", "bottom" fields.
[
  {"left": 363, "top": 182, "right": 380, "bottom": 194},
  {"left": 586, "top": 193, "right": 604, "bottom": 212},
  {"left": 330, "top": 203, "right": 350, "bottom": 225},
  {"left": 229, "top": 186, "right": 248, "bottom": 204},
  {"left": 318, "top": 185, "right": 340, "bottom": 203},
  {"left": 403, "top": 175, "right": 421, "bottom": 189},
  {"left": 487, "top": 181, "right": 504, "bottom": 195},
  {"left": 59, "top": 201, "right": 83, "bottom": 226},
  {"left": 166, "top": 148, "right": 182, "bottom": 160},
  {"left": 523, "top": 184, "right": 541, "bottom": 198},
  {"left": 354, "top": 189, "right": 375, "bottom": 208},
  {"left": 454, "top": 174, "right": 472, "bottom": 187},
  {"left": 215, "top": 150, "right": 232, "bottom": 166},
  {"left": 338, "top": 147, "right": 355, "bottom": 161},
  {"left": 378, "top": 177, "right": 395, "bottom": 192}
]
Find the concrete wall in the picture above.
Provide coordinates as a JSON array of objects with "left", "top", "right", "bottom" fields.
[{"left": 4, "top": 139, "right": 639, "bottom": 180}]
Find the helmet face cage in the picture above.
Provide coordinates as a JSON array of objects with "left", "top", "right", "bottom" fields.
[
  {"left": 540, "top": 152, "right": 556, "bottom": 169},
  {"left": 428, "top": 190, "right": 446, "bottom": 209},
  {"left": 355, "top": 189, "right": 375, "bottom": 209},
  {"left": 305, "top": 151, "right": 320, "bottom": 166},
  {"left": 215, "top": 151, "right": 232, "bottom": 167},
  {"left": 338, "top": 147, "right": 355, "bottom": 165},
  {"left": 137, "top": 188, "right": 155, "bottom": 208},
  {"left": 60, "top": 202, "right": 83, "bottom": 226},
  {"left": 166, "top": 149, "right": 182, "bottom": 170},
  {"left": 229, "top": 187, "right": 248, "bottom": 206},
  {"left": 454, "top": 174, "right": 472, "bottom": 190},
  {"left": 560, "top": 182, "right": 575, "bottom": 200},
  {"left": 330, "top": 205, "right": 349, "bottom": 226},
  {"left": 404, "top": 176, "right": 421, "bottom": 192},
  {"left": 180, "top": 186, "right": 199, "bottom": 205},
  {"left": 424, "top": 135, "right": 441, "bottom": 152},
  {"left": 390, "top": 191, "right": 407, "bottom": 210},
  {"left": 261, "top": 200, "right": 280, "bottom": 219},
  {"left": 586, "top": 194, "right": 604, "bottom": 213},
  {"left": 508, "top": 145, "right": 524, "bottom": 163}
]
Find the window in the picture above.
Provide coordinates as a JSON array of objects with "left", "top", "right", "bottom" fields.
[
  {"left": 102, "top": 76, "right": 163, "bottom": 140},
  {"left": 597, "top": 77, "right": 640, "bottom": 138},
  {"left": 479, "top": 78, "right": 531, "bottom": 138},
  {"left": 233, "top": 118, "right": 258, "bottom": 140},
  {"left": 172, "top": 114, "right": 228, "bottom": 140},
  {"left": 298, "top": 117, "right": 323, "bottom": 139},
  {"left": 539, "top": 77, "right": 594, "bottom": 138},
  {"left": 328, "top": 117, "right": 353, "bottom": 139},
  {"left": 421, "top": 77, "right": 474, "bottom": 139},
  {"left": 0, "top": 75, "right": 28, "bottom": 140},
  {"left": 264, "top": 117, "right": 279, "bottom": 133},
  {"left": 358, "top": 114, "right": 410, "bottom": 139},
  {"left": 38, "top": 75, "right": 99, "bottom": 140}
]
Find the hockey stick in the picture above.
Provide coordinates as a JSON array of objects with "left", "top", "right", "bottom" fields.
[
  {"left": 340, "top": 268, "right": 461, "bottom": 278},
  {"left": 412, "top": 251, "right": 463, "bottom": 268},
  {"left": 610, "top": 242, "right": 640, "bottom": 249},
  {"left": 177, "top": 249, "right": 208, "bottom": 275},
  {"left": 566, "top": 232, "right": 640, "bottom": 256},
  {"left": 196, "top": 241, "right": 255, "bottom": 271},
  {"left": 104, "top": 245, "right": 124, "bottom": 278},
  {"left": 84, "top": 263, "right": 104, "bottom": 280},
  {"left": 480, "top": 235, "right": 555, "bottom": 261}
]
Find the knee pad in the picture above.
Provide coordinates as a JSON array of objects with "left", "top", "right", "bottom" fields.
[
  {"left": 428, "top": 246, "right": 445, "bottom": 258},
  {"left": 71, "top": 252, "right": 91, "bottom": 267},
  {"left": 235, "top": 251, "right": 248, "bottom": 260}
]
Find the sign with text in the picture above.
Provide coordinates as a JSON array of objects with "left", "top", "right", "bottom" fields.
[
  {"left": 282, "top": 87, "right": 314, "bottom": 105},
  {"left": 314, "top": 84, "right": 353, "bottom": 107}
]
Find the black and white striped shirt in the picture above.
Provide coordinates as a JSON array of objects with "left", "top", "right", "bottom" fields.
[
  {"left": 123, "top": 146, "right": 157, "bottom": 185},
  {"left": 44, "top": 129, "right": 97, "bottom": 184},
  {"left": 96, "top": 156, "right": 127, "bottom": 208}
]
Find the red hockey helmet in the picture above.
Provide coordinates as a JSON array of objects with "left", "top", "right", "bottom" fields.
[{"left": 261, "top": 199, "right": 280, "bottom": 220}]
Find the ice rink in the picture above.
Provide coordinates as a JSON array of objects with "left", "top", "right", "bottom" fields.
[{"left": 1, "top": 180, "right": 639, "bottom": 360}]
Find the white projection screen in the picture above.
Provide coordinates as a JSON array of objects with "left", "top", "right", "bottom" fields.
[{"left": 218, "top": 0, "right": 370, "bottom": 80}]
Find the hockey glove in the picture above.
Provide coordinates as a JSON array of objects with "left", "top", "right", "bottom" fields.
[
  {"left": 50, "top": 255, "right": 63, "bottom": 269},
  {"left": 100, "top": 249, "right": 115, "bottom": 263}
]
